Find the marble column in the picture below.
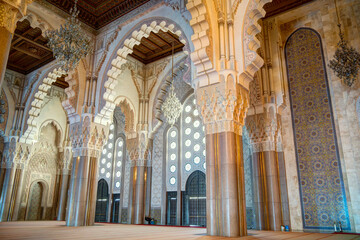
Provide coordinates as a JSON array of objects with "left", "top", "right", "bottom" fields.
[
  {"left": 131, "top": 165, "right": 146, "bottom": 224},
  {"left": 0, "top": 1, "right": 33, "bottom": 89},
  {"left": 66, "top": 155, "right": 99, "bottom": 226},
  {"left": 196, "top": 81, "right": 249, "bottom": 237},
  {"left": 252, "top": 150, "right": 282, "bottom": 231},
  {"left": 0, "top": 165, "right": 16, "bottom": 221},
  {"left": 57, "top": 169, "right": 70, "bottom": 221},
  {"left": 11, "top": 168, "right": 25, "bottom": 220}
]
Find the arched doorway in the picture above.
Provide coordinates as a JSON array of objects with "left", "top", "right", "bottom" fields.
[
  {"left": 26, "top": 182, "right": 43, "bottom": 220},
  {"left": 182, "top": 170, "right": 206, "bottom": 226},
  {"left": 95, "top": 179, "right": 109, "bottom": 222}
]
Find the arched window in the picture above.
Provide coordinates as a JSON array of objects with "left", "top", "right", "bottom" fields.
[
  {"left": 95, "top": 179, "right": 109, "bottom": 222},
  {"left": 165, "top": 93, "right": 206, "bottom": 226},
  {"left": 285, "top": 28, "right": 350, "bottom": 230}
]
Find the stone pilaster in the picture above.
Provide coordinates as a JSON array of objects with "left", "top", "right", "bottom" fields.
[
  {"left": 196, "top": 80, "right": 249, "bottom": 237},
  {"left": 66, "top": 118, "right": 107, "bottom": 226}
]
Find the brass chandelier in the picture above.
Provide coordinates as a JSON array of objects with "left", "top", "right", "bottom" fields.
[
  {"left": 328, "top": 0, "right": 360, "bottom": 87},
  {"left": 45, "top": 0, "right": 92, "bottom": 72},
  {"left": 161, "top": 42, "right": 183, "bottom": 126}
]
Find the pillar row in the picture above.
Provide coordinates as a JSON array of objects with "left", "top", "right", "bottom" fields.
[{"left": 196, "top": 79, "right": 249, "bottom": 237}]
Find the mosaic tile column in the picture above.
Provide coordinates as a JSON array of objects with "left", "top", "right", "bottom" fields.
[
  {"left": 285, "top": 28, "right": 350, "bottom": 230},
  {"left": 196, "top": 81, "right": 249, "bottom": 237}
]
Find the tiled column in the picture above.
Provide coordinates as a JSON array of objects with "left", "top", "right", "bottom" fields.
[
  {"left": 0, "top": 1, "right": 33, "bottom": 89},
  {"left": 66, "top": 120, "right": 107, "bottom": 226},
  {"left": 196, "top": 80, "right": 249, "bottom": 237}
]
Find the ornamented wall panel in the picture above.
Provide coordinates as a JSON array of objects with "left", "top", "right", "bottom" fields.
[{"left": 285, "top": 28, "right": 350, "bottom": 230}]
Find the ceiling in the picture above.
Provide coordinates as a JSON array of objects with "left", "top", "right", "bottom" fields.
[
  {"left": 264, "top": 0, "right": 316, "bottom": 18},
  {"left": 7, "top": 19, "right": 54, "bottom": 75},
  {"left": 45, "top": 0, "right": 151, "bottom": 30},
  {"left": 7, "top": 19, "right": 68, "bottom": 89},
  {"left": 129, "top": 30, "right": 185, "bottom": 65}
]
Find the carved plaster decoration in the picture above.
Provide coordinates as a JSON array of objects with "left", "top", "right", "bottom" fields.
[
  {"left": 20, "top": 68, "right": 65, "bottom": 144},
  {"left": 116, "top": 99, "right": 135, "bottom": 135},
  {"left": 4, "top": 70, "right": 26, "bottom": 102},
  {"left": 19, "top": 11, "right": 52, "bottom": 35},
  {"left": 196, "top": 78, "right": 249, "bottom": 135},
  {"left": 0, "top": 0, "right": 34, "bottom": 34},
  {"left": 96, "top": 21, "right": 188, "bottom": 126},
  {"left": 62, "top": 70, "right": 80, "bottom": 124},
  {"left": 69, "top": 119, "right": 108, "bottom": 158},
  {"left": 245, "top": 104, "right": 283, "bottom": 153},
  {"left": 240, "top": 0, "right": 272, "bottom": 83},
  {"left": 1, "top": 138, "right": 32, "bottom": 169},
  {"left": 186, "top": 0, "right": 214, "bottom": 86},
  {"left": 126, "top": 133, "right": 152, "bottom": 167}
]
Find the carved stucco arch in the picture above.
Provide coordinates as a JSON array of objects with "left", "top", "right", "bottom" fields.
[
  {"left": 95, "top": 20, "right": 190, "bottom": 125},
  {"left": 20, "top": 67, "right": 65, "bottom": 144},
  {"left": 240, "top": 0, "right": 273, "bottom": 85},
  {"left": 19, "top": 11, "right": 53, "bottom": 35},
  {"left": 38, "top": 119, "right": 63, "bottom": 146},
  {"left": 114, "top": 96, "right": 136, "bottom": 135}
]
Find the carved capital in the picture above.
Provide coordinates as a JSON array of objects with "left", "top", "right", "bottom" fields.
[
  {"left": 126, "top": 131, "right": 152, "bottom": 167},
  {"left": 246, "top": 106, "right": 283, "bottom": 153},
  {"left": 1, "top": 137, "right": 32, "bottom": 168},
  {"left": 69, "top": 118, "right": 108, "bottom": 158},
  {"left": 196, "top": 81, "right": 249, "bottom": 135},
  {"left": 0, "top": 0, "right": 33, "bottom": 34}
]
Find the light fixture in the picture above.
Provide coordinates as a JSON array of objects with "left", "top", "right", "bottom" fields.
[
  {"left": 161, "top": 41, "right": 183, "bottom": 126},
  {"left": 45, "top": 0, "right": 92, "bottom": 72},
  {"left": 328, "top": 0, "right": 360, "bottom": 88}
]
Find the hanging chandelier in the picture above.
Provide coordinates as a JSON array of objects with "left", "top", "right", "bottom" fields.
[
  {"left": 328, "top": 0, "right": 360, "bottom": 88},
  {"left": 161, "top": 42, "right": 183, "bottom": 126},
  {"left": 45, "top": 0, "right": 92, "bottom": 72}
]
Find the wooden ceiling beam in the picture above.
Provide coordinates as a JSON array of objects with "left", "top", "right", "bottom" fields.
[
  {"left": 153, "top": 32, "right": 172, "bottom": 47},
  {"left": 142, "top": 37, "right": 162, "bottom": 49},
  {"left": 13, "top": 46, "right": 42, "bottom": 59},
  {"left": 132, "top": 48, "right": 147, "bottom": 59},
  {"left": 14, "top": 34, "right": 52, "bottom": 51}
]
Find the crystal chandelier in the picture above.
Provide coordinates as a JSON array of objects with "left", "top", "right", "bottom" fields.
[
  {"left": 161, "top": 42, "right": 183, "bottom": 126},
  {"left": 45, "top": 0, "right": 92, "bottom": 72},
  {"left": 328, "top": 0, "right": 360, "bottom": 87}
]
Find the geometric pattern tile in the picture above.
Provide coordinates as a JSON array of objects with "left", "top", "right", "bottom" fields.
[{"left": 285, "top": 28, "right": 350, "bottom": 230}]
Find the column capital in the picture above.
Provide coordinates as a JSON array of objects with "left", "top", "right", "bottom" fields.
[
  {"left": 245, "top": 108, "right": 283, "bottom": 152},
  {"left": 126, "top": 131, "right": 152, "bottom": 167},
  {"left": 0, "top": 0, "right": 33, "bottom": 34},
  {"left": 196, "top": 81, "right": 249, "bottom": 135},
  {"left": 69, "top": 119, "right": 108, "bottom": 158},
  {"left": 1, "top": 138, "right": 32, "bottom": 168}
]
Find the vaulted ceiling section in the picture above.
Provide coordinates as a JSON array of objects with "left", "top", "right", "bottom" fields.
[{"left": 45, "top": 0, "right": 151, "bottom": 30}]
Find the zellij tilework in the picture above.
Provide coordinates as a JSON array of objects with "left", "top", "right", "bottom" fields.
[{"left": 285, "top": 28, "right": 350, "bottom": 230}]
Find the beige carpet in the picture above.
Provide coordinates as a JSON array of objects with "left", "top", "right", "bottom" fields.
[{"left": 0, "top": 221, "right": 359, "bottom": 240}]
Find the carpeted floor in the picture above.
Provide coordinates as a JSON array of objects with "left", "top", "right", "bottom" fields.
[{"left": 0, "top": 221, "right": 359, "bottom": 240}]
